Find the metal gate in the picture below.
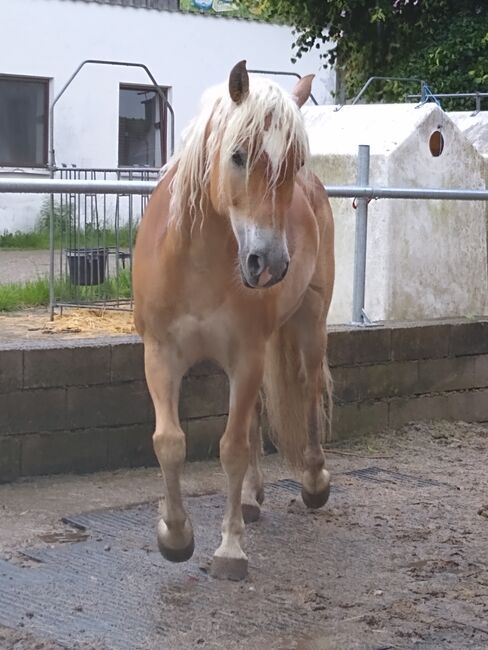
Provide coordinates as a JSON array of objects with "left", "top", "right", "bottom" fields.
[{"left": 48, "top": 167, "right": 159, "bottom": 313}]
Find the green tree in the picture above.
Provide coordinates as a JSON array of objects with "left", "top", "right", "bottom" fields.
[{"left": 241, "top": 0, "right": 488, "bottom": 107}]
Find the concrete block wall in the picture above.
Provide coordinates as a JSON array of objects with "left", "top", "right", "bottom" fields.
[
  {"left": 1, "top": 319, "right": 487, "bottom": 482},
  {"left": 330, "top": 320, "right": 488, "bottom": 439}
]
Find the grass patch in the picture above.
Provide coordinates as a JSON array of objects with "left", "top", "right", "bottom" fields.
[
  {"left": 0, "top": 278, "right": 51, "bottom": 311},
  {"left": 0, "top": 231, "right": 51, "bottom": 249},
  {"left": 1, "top": 198, "right": 138, "bottom": 250},
  {"left": 1, "top": 200, "right": 67, "bottom": 249},
  {"left": 0, "top": 226, "right": 136, "bottom": 250},
  {"left": 0, "top": 270, "right": 132, "bottom": 312}
]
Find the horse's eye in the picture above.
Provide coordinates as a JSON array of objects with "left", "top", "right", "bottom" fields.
[{"left": 231, "top": 150, "right": 246, "bottom": 167}]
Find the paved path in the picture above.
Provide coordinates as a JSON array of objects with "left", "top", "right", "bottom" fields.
[
  {"left": 0, "top": 250, "right": 51, "bottom": 284},
  {"left": 0, "top": 249, "right": 126, "bottom": 285}
]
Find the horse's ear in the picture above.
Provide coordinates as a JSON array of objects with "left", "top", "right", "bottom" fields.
[
  {"left": 229, "top": 60, "right": 249, "bottom": 105},
  {"left": 291, "top": 74, "right": 314, "bottom": 108}
]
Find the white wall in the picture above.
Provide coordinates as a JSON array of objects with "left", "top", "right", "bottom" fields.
[
  {"left": 0, "top": 0, "right": 333, "bottom": 232},
  {"left": 0, "top": 0, "right": 333, "bottom": 171}
]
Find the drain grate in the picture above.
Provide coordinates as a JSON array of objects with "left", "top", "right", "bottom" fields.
[
  {"left": 268, "top": 477, "right": 344, "bottom": 495},
  {"left": 342, "top": 466, "right": 451, "bottom": 488},
  {"left": 62, "top": 500, "right": 160, "bottom": 539},
  {"left": 267, "top": 478, "right": 302, "bottom": 494}
]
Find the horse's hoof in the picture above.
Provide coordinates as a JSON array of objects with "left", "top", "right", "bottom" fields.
[
  {"left": 256, "top": 487, "right": 265, "bottom": 505},
  {"left": 157, "top": 519, "right": 194, "bottom": 563},
  {"left": 158, "top": 535, "right": 195, "bottom": 562},
  {"left": 210, "top": 556, "right": 248, "bottom": 581},
  {"left": 301, "top": 482, "right": 330, "bottom": 510},
  {"left": 242, "top": 502, "right": 261, "bottom": 523}
]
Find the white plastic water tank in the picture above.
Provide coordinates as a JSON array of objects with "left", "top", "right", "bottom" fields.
[{"left": 303, "top": 103, "right": 488, "bottom": 323}]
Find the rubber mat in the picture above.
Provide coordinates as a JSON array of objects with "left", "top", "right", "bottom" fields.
[
  {"left": 342, "top": 466, "right": 452, "bottom": 488},
  {"left": 0, "top": 473, "right": 460, "bottom": 649},
  {"left": 0, "top": 480, "right": 348, "bottom": 650}
]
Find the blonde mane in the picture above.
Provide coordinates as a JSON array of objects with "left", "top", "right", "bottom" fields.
[{"left": 166, "top": 75, "right": 311, "bottom": 226}]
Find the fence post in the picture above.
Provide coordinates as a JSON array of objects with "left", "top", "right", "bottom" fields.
[
  {"left": 352, "top": 144, "right": 370, "bottom": 324},
  {"left": 49, "top": 193, "right": 56, "bottom": 321}
]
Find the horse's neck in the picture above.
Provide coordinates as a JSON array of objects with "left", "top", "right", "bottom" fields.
[{"left": 173, "top": 202, "right": 236, "bottom": 268}]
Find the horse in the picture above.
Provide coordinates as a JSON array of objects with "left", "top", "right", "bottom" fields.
[{"left": 133, "top": 61, "right": 335, "bottom": 581}]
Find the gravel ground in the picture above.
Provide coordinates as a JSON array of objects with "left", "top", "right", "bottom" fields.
[{"left": 1, "top": 420, "right": 488, "bottom": 649}]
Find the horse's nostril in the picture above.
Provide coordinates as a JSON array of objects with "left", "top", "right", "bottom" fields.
[
  {"left": 247, "top": 253, "right": 263, "bottom": 277},
  {"left": 281, "top": 261, "right": 289, "bottom": 280}
]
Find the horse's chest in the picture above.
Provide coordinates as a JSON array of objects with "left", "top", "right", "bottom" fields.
[{"left": 168, "top": 310, "right": 230, "bottom": 361}]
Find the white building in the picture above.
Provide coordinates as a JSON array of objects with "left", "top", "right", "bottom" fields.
[{"left": 0, "top": 0, "right": 334, "bottom": 232}]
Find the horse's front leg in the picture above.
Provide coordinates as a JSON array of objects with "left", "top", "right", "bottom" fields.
[
  {"left": 144, "top": 342, "right": 194, "bottom": 562},
  {"left": 241, "top": 399, "right": 264, "bottom": 523},
  {"left": 210, "top": 355, "right": 264, "bottom": 581}
]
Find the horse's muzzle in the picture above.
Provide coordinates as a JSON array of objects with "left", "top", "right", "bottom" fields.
[
  {"left": 242, "top": 252, "right": 289, "bottom": 289},
  {"left": 233, "top": 222, "right": 290, "bottom": 289}
]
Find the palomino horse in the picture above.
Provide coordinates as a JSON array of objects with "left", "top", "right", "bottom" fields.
[{"left": 133, "top": 61, "right": 335, "bottom": 581}]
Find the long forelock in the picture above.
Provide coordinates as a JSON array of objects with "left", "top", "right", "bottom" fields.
[{"left": 167, "top": 76, "right": 311, "bottom": 226}]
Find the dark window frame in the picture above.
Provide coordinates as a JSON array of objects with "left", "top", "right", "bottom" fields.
[
  {"left": 0, "top": 74, "right": 50, "bottom": 168},
  {"left": 118, "top": 83, "right": 168, "bottom": 169}
]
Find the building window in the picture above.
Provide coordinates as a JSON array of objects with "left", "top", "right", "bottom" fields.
[
  {"left": 118, "top": 85, "right": 168, "bottom": 168},
  {"left": 0, "top": 75, "right": 49, "bottom": 168}
]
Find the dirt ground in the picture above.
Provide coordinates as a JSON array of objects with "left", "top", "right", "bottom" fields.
[{"left": 1, "top": 420, "right": 488, "bottom": 649}]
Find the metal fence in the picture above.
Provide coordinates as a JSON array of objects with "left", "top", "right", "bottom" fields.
[
  {"left": 1, "top": 146, "right": 487, "bottom": 323},
  {"left": 45, "top": 167, "right": 160, "bottom": 315}
]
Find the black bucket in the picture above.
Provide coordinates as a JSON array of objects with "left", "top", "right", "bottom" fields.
[{"left": 66, "top": 248, "right": 108, "bottom": 286}]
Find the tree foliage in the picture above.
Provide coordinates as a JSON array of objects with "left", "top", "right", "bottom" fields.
[{"left": 241, "top": 0, "right": 488, "bottom": 107}]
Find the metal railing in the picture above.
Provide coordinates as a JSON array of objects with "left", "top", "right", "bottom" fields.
[
  {"left": 1, "top": 150, "right": 487, "bottom": 324},
  {"left": 406, "top": 92, "right": 488, "bottom": 115},
  {"left": 351, "top": 77, "right": 428, "bottom": 106},
  {"left": 335, "top": 79, "right": 488, "bottom": 116},
  {"left": 248, "top": 69, "right": 319, "bottom": 105},
  {"left": 49, "top": 60, "right": 175, "bottom": 171},
  {"left": 334, "top": 76, "right": 429, "bottom": 111},
  {"left": 2, "top": 177, "right": 487, "bottom": 202}
]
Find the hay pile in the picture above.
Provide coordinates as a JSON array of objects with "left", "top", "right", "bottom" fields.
[{"left": 43, "top": 309, "right": 136, "bottom": 335}]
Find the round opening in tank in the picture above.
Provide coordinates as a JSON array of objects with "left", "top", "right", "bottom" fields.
[{"left": 429, "top": 130, "right": 444, "bottom": 157}]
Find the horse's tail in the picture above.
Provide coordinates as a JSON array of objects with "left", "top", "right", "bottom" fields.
[{"left": 262, "top": 322, "right": 332, "bottom": 470}]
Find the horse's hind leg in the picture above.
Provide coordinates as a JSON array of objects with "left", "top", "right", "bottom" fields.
[
  {"left": 301, "top": 390, "right": 331, "bottom": 509},
  {"left": 210, "top": 354, "right": 263, "bottom": 580},
  {"left": 241, "top": 399, "right": 264, "bottom": 523},
  {"left": 286, "top": 288, "right": 331, "bottom": 509},
  {"left": 144, "top": 342, "right": 194, "bottom": 562}
]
